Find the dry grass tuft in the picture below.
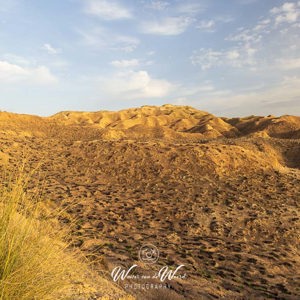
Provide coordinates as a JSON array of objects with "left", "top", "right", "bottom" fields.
[{"left": 0, "top": 170, "right": 89, "bottom": 300}]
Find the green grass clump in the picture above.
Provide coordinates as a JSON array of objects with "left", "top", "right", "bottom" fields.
[{"left": 0, "top": 173, "right": 84, "bottom": 300}]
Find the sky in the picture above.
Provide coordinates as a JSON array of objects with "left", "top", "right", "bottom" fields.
[{"left": 0, "top": 0, "right": 299, "bottom": 116}]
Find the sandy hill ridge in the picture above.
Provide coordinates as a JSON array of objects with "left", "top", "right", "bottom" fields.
[{"left": 1, "top": 104, "right": 299, "bottom": 140}]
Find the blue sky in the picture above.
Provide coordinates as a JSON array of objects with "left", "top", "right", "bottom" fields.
[{"left": 0, "top": 0, "right": 299, "bottom": 116}]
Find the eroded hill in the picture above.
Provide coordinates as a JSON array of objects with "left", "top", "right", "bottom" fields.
[
  {"left": 0, "top": 105, "right": 299, "bottom": 299},
  {"left": 50, "top": 104, "right": 300, "bottom": 139}
]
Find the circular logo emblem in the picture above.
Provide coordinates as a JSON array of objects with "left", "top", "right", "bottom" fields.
[{"left": 138, "top": 244, "right": 159, "bottom": 264}]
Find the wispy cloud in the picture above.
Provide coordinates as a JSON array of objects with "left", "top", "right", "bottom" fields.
[
  {"left": 111, "top": 59, "right": 140, "bottom": 68},
  {"left": 83, "top": 0, "right": 132, "bottom": 20},
  {"left": 79, "top": 26, "right": 139, "bottom": 52},
  {"left": 141, "top": 16, "right": 194, "bottom": 35},
  {"left": 42, "top": 43, "right": 61, "bottom": 55},
  {"left": 227, "top": 20, "right": 269, "bottom": 44},
  {"left": 191, "top": 46, "right": 257, "bottom": 70}
]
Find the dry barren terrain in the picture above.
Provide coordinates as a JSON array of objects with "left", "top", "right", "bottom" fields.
[{"left": 0, "top": 105, "right": 299, "bottom": 299}]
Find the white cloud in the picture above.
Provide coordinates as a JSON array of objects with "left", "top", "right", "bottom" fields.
[
  {"left": 79, "top": 27, "right": 139, "bottom": 52},
  {"left": 141, "top": 16, "right": 193, "bottom": 35},
  {"left": 84, "top": 0, "right": 131, "bottom": 20},
  {"left": 271, "top": 2, "right": 300, "bottom": 25},
  {"left": 0, "top": 60, "right": 57, "bottom": 85},
  {"left": 99, "top": 70, "right": 174, "bottom": 99},
  {"left": 42, "top": 43, "right": 61, "bottom": 55},
  {"left": 111, "top": 59, "right": 140, "bottom": 68}
]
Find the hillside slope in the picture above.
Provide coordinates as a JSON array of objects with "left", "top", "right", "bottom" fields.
[{"left": 0, "top": 105, "right": 299, "bottom": 299}]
